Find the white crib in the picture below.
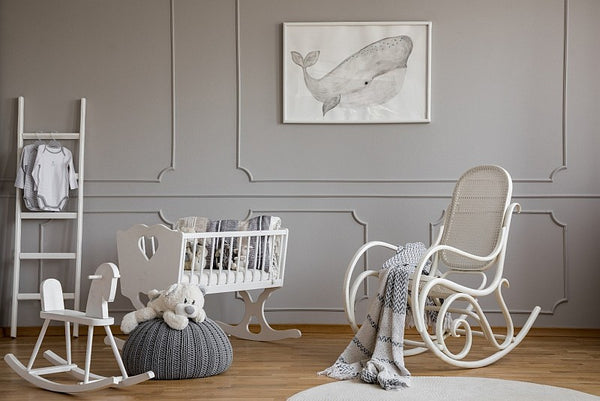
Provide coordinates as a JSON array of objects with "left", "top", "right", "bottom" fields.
[{"left": 116, "top": 222, "right": 301, "bottom": 341}]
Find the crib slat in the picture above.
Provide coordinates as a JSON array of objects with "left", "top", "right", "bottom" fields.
[
  {"left": 280, "top": 231, "right": 289, "bottom": 282},
  {"left": 241, "top": 236, "right": 249, "bottom": 272},
  {"left": 190, "top": 239, "right": 197, "bottom": 276},
  {"left": 208, "top": 238, "right": 215, "bottom": 286},
  {"left": 228, "top": 235, "right": 234, "bottom": 283},
  {"left": 260, "top": 234, "right": 267, "bottom": 272},
  {"left": 268, "top": 234, "right": 275, "bottom": 280},
  {"left": 252, "top": 235, "right": 259, "bottom": 271},
  {"left": 218, "top": 238, "right": 225, "bottom": 285},
  {"left": 242, "top": 235, "right": 250, "bottom": 283},
  {"left": 200, "top": 239, "right": 206, "bottom": 286}
]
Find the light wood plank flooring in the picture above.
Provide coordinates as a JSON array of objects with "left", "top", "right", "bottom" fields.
[{"left": 1, "top": 325, "right": 599, "bottom": 400}]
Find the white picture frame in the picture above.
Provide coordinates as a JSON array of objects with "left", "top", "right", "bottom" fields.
[{"left": 283, "top": 21, "right": 432, "bottom": 124}]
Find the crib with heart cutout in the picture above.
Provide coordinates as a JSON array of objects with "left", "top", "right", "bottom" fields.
[{"left": 116, "top": 216, "right": 301, "bottom": 341}]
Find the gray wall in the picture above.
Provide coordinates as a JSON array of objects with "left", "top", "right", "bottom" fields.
[{"left": 1, "top": 0, "right": 598, "bottom": 328}]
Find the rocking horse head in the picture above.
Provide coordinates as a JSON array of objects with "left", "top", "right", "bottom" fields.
[{"left": 85, "top": 262, "right": 120, "bottom": 319}]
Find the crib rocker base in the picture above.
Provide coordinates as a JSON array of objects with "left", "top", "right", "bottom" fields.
[{"left": 217, "top": 288, "right": 301, "bottom": 341}]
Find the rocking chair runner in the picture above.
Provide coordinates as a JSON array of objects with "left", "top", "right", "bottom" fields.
[
  {"left": 4, "top": 262, "right": 154, "bottom": 393},
  {"left": 344, "top": 165, "right": 541, "bottom": 368}
]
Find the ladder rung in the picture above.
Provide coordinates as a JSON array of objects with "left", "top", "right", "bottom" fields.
[
  {"left": 17, "top": 293, "right": 75, "bottom": 301},
  {"left": 20, "top": 252, "right": 76, "bottom": 260},
  {"left": 22, "top": 132, "right": 80, "bottom": 140},
  {"left": 21, "top": 212, "right": 77, "bottom": 219}
]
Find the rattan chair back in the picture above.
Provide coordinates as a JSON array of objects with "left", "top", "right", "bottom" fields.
[{"left": 440, "top": 165, "right": 511, "bottom": 270}]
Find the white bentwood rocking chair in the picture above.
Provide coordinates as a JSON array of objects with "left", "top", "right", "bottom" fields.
[
  {"left": 4, "top": 263, "right": 154, "bottom": 393},
  {"left": 344, "top": 165, "right": 541, "bottom": 368}
]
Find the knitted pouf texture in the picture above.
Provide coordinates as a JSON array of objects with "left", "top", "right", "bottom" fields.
[{"left": 122, "top": 318, "right": 233, "bottom": 380}]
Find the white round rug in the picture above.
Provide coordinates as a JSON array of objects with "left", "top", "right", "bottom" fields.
[{"left": 287, "top": 377, "right": 599, "bottom": 401}]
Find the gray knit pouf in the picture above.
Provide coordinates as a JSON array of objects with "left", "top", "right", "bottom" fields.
[{"left": 122, "top": 318, "right": 233, "bottom": 380}]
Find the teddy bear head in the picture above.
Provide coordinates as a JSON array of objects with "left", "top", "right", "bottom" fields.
[{"left": 162, "top": 282, "right": 206, "bottom": 320}]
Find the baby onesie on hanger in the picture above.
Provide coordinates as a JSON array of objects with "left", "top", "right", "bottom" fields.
[
  {"left": 32, "top": 144, "right": 78, "bottom": 212},
  {"left": 14, "top": 143, "right": 41, "bottom": 211}
]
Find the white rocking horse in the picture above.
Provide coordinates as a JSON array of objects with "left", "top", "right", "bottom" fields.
[{"left": 4, "top": 262, "right": 154, "bottom": 393}]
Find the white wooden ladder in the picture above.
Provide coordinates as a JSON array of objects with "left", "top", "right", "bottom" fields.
[{"left": 11, "top": 96, "right": 86, "bottom": 337}]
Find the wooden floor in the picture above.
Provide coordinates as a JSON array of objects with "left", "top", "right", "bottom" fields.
[{"left": 1, "top": 325, "right": 599, "bottom": 400}]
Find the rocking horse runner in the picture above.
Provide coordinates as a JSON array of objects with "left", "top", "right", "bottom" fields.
[{"left": 4, "top": 262, "right": 154, "bottom": 393}]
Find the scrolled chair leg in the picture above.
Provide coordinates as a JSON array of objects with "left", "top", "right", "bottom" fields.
[{"left": 415, "top": 284, "right": 541, "bottom": 368}]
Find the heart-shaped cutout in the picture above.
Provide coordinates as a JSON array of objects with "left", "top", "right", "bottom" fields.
[{"left": 138, "top": 235, "right": 159, "bottom": 261}]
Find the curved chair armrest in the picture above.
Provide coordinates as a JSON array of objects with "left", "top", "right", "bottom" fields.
[
  {"left": 343, "top": 241, "right": 398, "bottom": 301},
  {"left": 346, "top": 270, "right": 380, "bottom": 333},
  {"left": 343, "top": 241, "right": 398, "bottom": 332}
]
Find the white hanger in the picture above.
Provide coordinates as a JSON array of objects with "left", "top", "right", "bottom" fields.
[
  {"left": 48, "top": 131, "right": 62, "bottom": 149},
  {"left": 47, "top": 131, "right": 64, "bottom": 154},
  {"left": 33, "top": 131, "right": 45, "bottom": 148}
]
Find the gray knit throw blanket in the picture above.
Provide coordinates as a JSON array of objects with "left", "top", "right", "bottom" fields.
[{"left": 319, "top": 242, "right": 432, "bottom": 390}]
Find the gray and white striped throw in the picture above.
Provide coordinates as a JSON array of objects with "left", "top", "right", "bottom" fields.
[{"left": 319, "top": 242, "right": 431, "bottom": 390}]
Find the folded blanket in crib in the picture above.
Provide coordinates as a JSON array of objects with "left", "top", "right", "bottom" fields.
[
  {"left": 174, "top": 215, "right": 282, "bottom": 273},
  {"left": 175, "top": 215, "right": 281, "bottom": 233},
  {"left": 320, "top": 242, "right": 442, "bottom": 390}
]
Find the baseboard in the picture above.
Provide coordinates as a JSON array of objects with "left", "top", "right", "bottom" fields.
[{"left": 3, "top": 324, "right": 599, "bottom": 338}]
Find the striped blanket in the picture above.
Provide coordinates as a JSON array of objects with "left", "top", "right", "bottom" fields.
[{"left": 319, "top": 242, "right": 432, "bottom": 390}]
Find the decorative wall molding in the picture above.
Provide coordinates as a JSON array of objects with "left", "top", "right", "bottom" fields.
[
  {"left": 87, "top": 0, "right": 176, "bottom": 183},
  {"left": 4, "top": 192, "right": 600, "bottom": 200},
  {"left": 7, "top": 193, "right": 600, "bottom": 201},
  {"left": 60, "top": 205, "right": 572, "bottom": 315},
  {"left": 0, "top": 207, "right": 574, "bottom": 319},
  {"left": 550, "top": 0, "right": 570, "bottom": 181},
  {"left": 1, "top": 0, "right": 176, "bottom": 184},
  {"left": 0, "top": 0, "right": 574, "bottom": 186},
  {"left": 246, "top": 208, "right": 368, "bottom": 314},
  {"left": 235, "top": 0, "right": 569, "bottom": 183},
  {"left": 519, "top": 210, "right": 568, "bottom": 314},
  {"left": 234, "top": 0, "right": 253, "bottom": 182},
  {"left": 88, "top": 193, "right": 600, "bottom": 199},
  {"left": 86, "top": 209, "right": 171, "bottom": 226}
]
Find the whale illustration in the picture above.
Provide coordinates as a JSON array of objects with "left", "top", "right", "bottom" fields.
[{"left": 291, "top": 35, "right": 413, "bottom": 116}]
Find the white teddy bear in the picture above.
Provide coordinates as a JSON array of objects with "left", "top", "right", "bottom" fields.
[{"left": 121, "top": 282, "right": 207, "bottom": 333}]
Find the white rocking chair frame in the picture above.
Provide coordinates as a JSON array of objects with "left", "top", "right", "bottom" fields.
[{"left": 344, "top": 165, "right": 541, "bottom": 368}]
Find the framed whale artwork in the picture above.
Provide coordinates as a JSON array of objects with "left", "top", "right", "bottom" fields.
[{"left": 283, "top": 21, "right": 431, "bottom": 124}]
